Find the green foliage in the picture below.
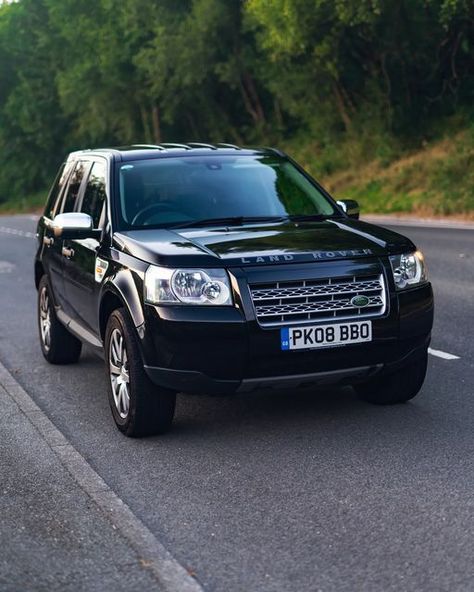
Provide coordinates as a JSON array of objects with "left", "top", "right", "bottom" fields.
[
  {"left": 429, "top": 141, "right": 474, "bottom": 214},
  {"left": 0, "top": 190, "right": 46, "bottom": 214},
  {"left": 0, "top": 0, "right": 473, "bottom": 215},
  {"left": 0, "top": 0, "right": 68, "bottom": 198},
  {"left": 323, "top": 127, "right": 474, "bottom": 216}
]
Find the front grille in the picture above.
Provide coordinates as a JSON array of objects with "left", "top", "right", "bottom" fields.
[{"left": 249, "top": 274, "right": 387, "bottom": 326}]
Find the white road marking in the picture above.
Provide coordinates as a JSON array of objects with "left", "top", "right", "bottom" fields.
[
  {"left": 0, "top": 261, "right": 14, "bottom": 273},
  {"left": 0, "top": 225, "right": 36, "bottom": 239},
  {"left": 0, "top": 361, "right": 204, "bottom": 592},
  {"left": 428, "top": 347, "right": 460, "bottom": 360}
]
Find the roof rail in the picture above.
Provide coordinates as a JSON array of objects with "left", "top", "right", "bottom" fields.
[
  {"left": 216, "top": 143, "right": 241, "bottom": 150},
  {"left": 159, "top": 143, "right": 192, "bottom": 150},
  {"left": 131, "top": 144, "right": 167, "bottom": 151},
  {"left": 186, "top": 142, "right": 218, "bottom": 149},
  {"left": 130, "top": 142, "right": 246, "bottom": 152}
]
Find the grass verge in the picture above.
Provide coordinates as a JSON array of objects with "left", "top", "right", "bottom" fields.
[
  {"left": 311, "top": 131, "right": 474, "bottom": 219},
  {"left": 0, "top": 191, "right": 46, "bottom": 215}
]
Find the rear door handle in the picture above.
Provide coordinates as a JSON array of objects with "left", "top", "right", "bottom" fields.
[
  {"left": 43, "top": 236, "right": 54, "bottom": 247},
  {"left": 62, "top": 246, "right": 74, "bottom": 258}
]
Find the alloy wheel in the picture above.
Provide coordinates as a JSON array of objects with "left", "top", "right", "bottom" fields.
[
  {"left": 109, "top": 328, "right": 130, "bottom": 419},
  {"left": 39, "top": 286, "right": 52, "bottom": 352}
]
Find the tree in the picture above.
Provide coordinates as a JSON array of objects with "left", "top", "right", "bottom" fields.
[{"left": 0, "top": 0, "right": 68, "bottom": 199}]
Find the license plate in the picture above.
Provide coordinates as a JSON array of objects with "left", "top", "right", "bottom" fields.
[{"left": 281, "top": 321, "right": 372, "bottom": 351}]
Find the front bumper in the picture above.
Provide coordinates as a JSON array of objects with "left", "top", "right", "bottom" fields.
[
  {"left": 144, "top": 333, "right": 430, "bottom": 394},
  {"left": 140, "top": 280, "right": 434, "bottom": 395}
]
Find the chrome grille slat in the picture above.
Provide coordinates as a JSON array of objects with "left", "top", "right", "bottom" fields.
[
  {"left": 249, "top": 273, "right": 387, "bottom": 327},
  {"left": 251, "top": 279, "right": 383, "bottom": 302},
  {"left": 255, "top": 296, "right": 383, "bottom": 318}
]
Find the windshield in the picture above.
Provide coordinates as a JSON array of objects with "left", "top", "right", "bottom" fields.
[{"left": 116, "top": 154, "right": 339, "bottom": 229}]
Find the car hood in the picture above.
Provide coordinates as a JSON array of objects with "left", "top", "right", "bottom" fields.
[{"left": 114, "top": 219, "right": 416, "bottom": 268}]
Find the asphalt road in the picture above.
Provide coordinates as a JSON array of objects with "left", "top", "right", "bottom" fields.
[{"left": 0, "top": 215, "right": 473, "bottom": 592}]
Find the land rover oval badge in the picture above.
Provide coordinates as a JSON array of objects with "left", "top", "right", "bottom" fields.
[{"left": 351, "top": 295, "right": 370, "bottom": 307}]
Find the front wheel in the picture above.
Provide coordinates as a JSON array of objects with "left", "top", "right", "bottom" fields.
[
  {"left": 355, "top": 351, "right": 428, "bottom": 405},
  {"left": 104, "top": 308, "right": 176, "bottom": 437}
]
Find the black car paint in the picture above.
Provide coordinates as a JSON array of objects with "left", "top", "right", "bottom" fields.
[
  {"left": 114, "top": 217, "right": 415, "bottom": 268},
  {"left": 35, "top": 146, "right": 433, "bottom": 395}
]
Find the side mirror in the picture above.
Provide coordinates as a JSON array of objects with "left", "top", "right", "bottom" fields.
[
  {"left": 50, "top": 213, "right": 99, "bottom": 239},
  {"left": 337, "top": 199, "right": 360, "bottom": 220}
]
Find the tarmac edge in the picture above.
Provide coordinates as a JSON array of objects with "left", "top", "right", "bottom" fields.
[{"left": 0, "top": 360, "right": 204, "bottom": 592}]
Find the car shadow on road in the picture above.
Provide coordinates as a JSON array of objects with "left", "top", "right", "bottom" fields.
[
  {"left": 59, "top": 350, "right": 441, "bottom": 451},
  {"left": 170, "top": 383, "right": 433, "bottom": 442}
]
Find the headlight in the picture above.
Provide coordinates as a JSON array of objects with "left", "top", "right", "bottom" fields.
[
  {"left": 389, "top": 251, "right": 427, "bottom": 290},
  {"left": 144, "top": 266, "right": 232, "bottom": 305}
]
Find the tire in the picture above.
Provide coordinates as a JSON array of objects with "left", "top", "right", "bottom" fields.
[
  {"left": 104, "top": 308, "right": 176, "bottom": 437},
  {"left": 355, "top": 351, "right": 428, "bottom": 405},
  {"left": 37, "top": 275, "right": 82, "bottom": 364}
]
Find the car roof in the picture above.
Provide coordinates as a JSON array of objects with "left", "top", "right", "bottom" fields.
[{"left": 68, "top": 143, "right": 285, "bottom": 162}]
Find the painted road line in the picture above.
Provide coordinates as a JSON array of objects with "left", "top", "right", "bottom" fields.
[
  {"left": 428, "top": 348, "right": 460, "bottom": 360},
  {"left": 0, "top": 360, "right": 204, "bottom": 592},
  {"left": 0, "top": 261, "right": 14, "bottom": 273},
  {"left": 0, "top": 226, "right": 36, "bottom": 238}
]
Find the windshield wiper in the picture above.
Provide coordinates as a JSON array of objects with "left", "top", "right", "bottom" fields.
[
  {"left": 287, "top": 214, "right": 342, "bottom": 222},
  {"left": 169, "top": 216, "right": 287, "bottom": 229},
  {"left": 169, "top": 213, "right": 341, "bottom": 229}
]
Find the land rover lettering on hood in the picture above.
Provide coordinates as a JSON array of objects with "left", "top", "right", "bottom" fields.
[{"left": 35, "top": 144, "right": 433, "bottom": 437}]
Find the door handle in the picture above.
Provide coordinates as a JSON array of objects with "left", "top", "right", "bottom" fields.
[
  {"left": 43, "top": 236, "right": 54, "bottom": 247},
  {"left": 62, "top": 246, "right": 75, "bottom": 258}
]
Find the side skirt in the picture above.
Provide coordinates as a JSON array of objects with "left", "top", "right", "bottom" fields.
[{"left": 56, "top": 308, "right": 104, "bottom": 355}]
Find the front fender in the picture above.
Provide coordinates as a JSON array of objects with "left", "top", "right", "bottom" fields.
[{"left": 99, "top": 266, "right": 145, "bottom": 333}]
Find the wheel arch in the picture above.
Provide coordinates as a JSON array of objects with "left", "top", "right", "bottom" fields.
[
  {"left": 34, "top": 260, "right": 45, "bottom": 289},
  {"left": 99, "top": 271, "right": 145, "bottom": 341}
]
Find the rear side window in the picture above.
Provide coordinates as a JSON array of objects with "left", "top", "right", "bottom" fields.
[
  {"left": 62, "top": 161, "right": 89, "bottom": 213},
  {"left": 80, "top": 161, "right": 107, "bottom": 229},
  {"left": 45, "top": 162, "right": 73, "bottom": 219}
]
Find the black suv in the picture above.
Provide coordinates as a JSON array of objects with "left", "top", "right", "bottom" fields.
[{"left": 35, "top": 144, "right": 434, "bottom": 437}]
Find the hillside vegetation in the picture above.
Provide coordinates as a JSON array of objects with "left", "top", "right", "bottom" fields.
[
  {"left": 0, "top": 0, "right": 473, "bottom": 216},
  {"left": 310, "top": 128, "right": 474, "bottom": 218}
]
